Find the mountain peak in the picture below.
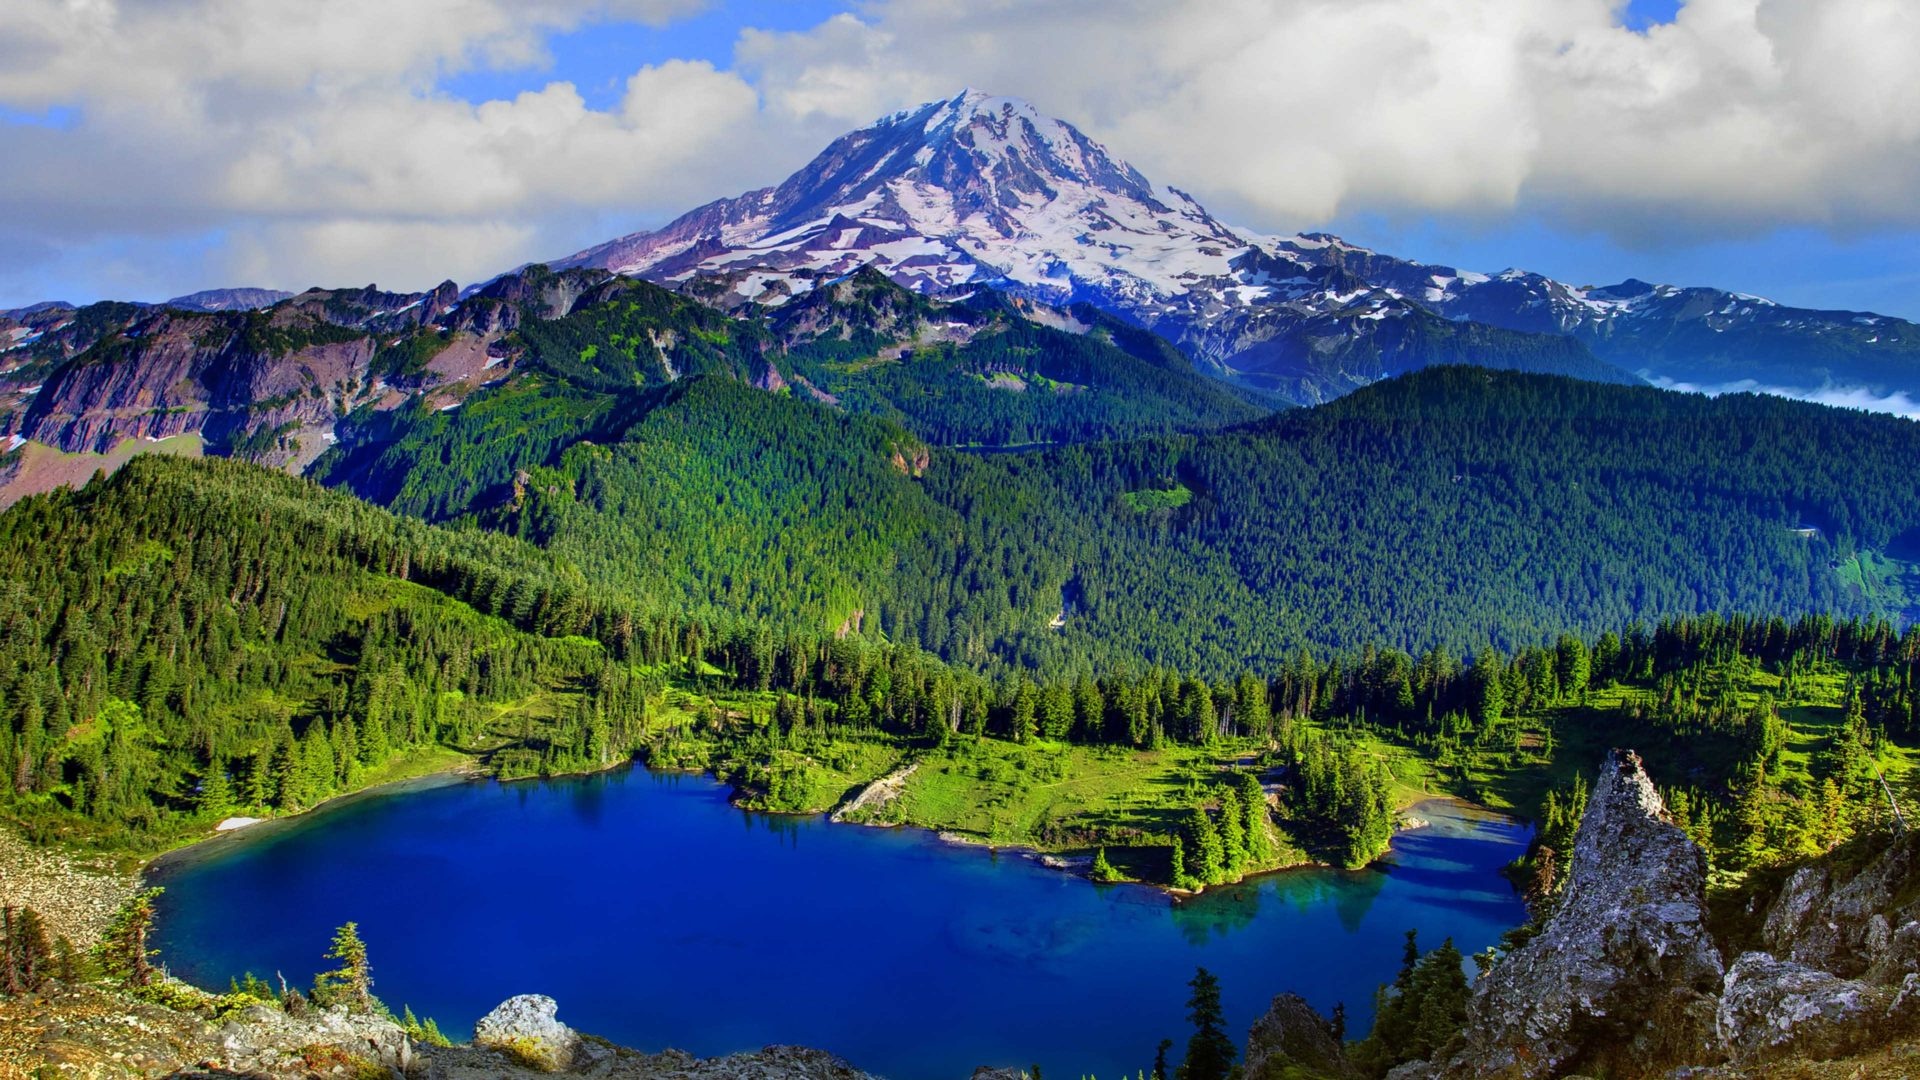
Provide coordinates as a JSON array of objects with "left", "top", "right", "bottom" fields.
[{"left": 556, "top": 91, "right": 1248, "bottom": 307}]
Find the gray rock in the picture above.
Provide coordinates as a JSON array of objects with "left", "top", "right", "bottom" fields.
[
  {"left": 1439, "top": 749, "right": 1725, "bottom": 1079},
  {"left": 1244, "top": 993, "right": 1359, "bottom": 1079},
  {"left": 474, "top": 994, "right": 580, "bottom": 1071},
  {"left": 1762, "top": 831, "right": 1920, "bottom": 979},
  {"left": 969, "top": 1069, "right": 1029, "bottom": 1080},
  {"left": 1717, "top": 951, "right": 1904, "bottom": 1063}
]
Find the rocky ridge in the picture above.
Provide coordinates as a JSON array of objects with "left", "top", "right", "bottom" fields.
[
  {"left": 0, "top": 265, "right": 786, "bottom": 502},
  {"left": 1436, "top": 749, "right": 1725, "bottom": 1077},
  {"left": 1247, "top": 749, "right": 1920, "bottom": 1078}
]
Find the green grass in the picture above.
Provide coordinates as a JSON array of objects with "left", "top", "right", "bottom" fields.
[
  {"left": 1119, "top": 484, "right": 1193, "bottom": 513},
  {"left": 1835, "top": 549, "right": 1920, "bottom": 621}
]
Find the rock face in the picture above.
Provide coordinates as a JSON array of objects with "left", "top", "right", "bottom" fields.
[
  {"left": 1763, "top": 830, "right": 1920, "bottom": 980},
  {"left": 1716, "top": 952, "right": 1917, "bottom": 1064},
  {"left": 474, "top": 993, "right": 581, "bottom": 1070},
  {"left": 1440, "top": 749, "right": 1724, "bottom": 1078},
  {"left": 1244, "top": 993, "right": 1359, "bottom": 1079}
]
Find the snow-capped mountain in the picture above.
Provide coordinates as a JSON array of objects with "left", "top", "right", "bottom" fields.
[
  {"left": 560, "top": 89, "right": 1261, "bottom": 307},
  {"left": 563, "top": 89, "right": 1918, "bottom": 406}
]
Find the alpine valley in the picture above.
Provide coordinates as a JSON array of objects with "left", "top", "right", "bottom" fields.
[{"left": 6, "top": 89, "right": 1920, "bottom": 1080}]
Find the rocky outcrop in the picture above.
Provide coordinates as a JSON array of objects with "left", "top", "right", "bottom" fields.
[
  {"left": 1438, "top": 749, "right": 1724, "bottom": 1078},
  {"left": 1716, "top": 952, "right": 1918, "bottom": 1065},
  {"left": 1762, "top": 830, "right": 1920, "bottom": 980},
  {"left": 474, "top": 994, "right": 582, "bottom": 1070},
  {"left": 1244, "top": 993, "right": 1358, "bottom": 1079},
  {"left": 213, "top": 1000, "right": 418, "bottom": 1076}
]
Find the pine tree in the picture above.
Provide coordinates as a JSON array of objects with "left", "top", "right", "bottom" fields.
[
  {"left": 1218, "top": 787, "right": 1246, "bottom": 877},
  {"left": 313, "top": 921, "right": 375, "bottom": 1013},
  {"left": 1169, "top": 834, "right": 1191, "bottom": 890},
  {"left": 1186, "top": 807, "right": 1224, "bottom": 885},
  {"left": 1174, "top": 967, "right": 1235, "bottom": 1080},
  {"left": 196, "top": 758, "right": 233, "bottom": 817},
  {"left": 1, "top": 906, "right": 55, "bottom": 994},
  {"left": 98, "top": 888, "right": 161, "bottom": 989}
]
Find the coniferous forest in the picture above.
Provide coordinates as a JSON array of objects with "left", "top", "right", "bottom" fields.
[{"left": 4, "top": 267, "right": 1920, "bottom": 1077}]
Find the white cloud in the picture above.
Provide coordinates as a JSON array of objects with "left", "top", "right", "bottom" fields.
[
  {"left": 4, "top": 0, "right": 1920, "bottom": 302},
  {"left": 741, "top": 0, "right": 1920, "bottom": 240},
  {"left": 1645, "top": 375, "right": 1920, "bottom": 420},
  {"left": 0, "top": 0, "right": 800, "bottom": 299}
]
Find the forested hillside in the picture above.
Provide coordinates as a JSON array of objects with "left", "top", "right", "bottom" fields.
[
  {"left": 1, "top": 454, "right": 1914, "bottom": 902},
  {"left": 319, "top": 362, "right": 1920, "bottom": 675},
  {"left": 0, "top": 456, "right": 666, "bottom": 849},
  {"left": 770, "top": 268, "right": 1272, "bottom": 445}
]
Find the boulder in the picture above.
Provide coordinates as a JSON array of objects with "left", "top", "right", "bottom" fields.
[
  {"left": 1244, "top": 993, "right": 1359, "bottom": 1079},
  {"left": 1438, "top": 749, "right": 1724, "bottom": 1078},
  {"left": 474, "top": 994, "right": 579, "bottom": 1072},
  {"left": 1718, "top": 951, "right": 1914, "bottom": 1063}
]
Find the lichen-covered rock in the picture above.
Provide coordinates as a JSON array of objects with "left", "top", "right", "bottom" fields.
[
  {"left": 1763, "top": 831, "right": 1920, "bottom": 981},
  {"left": 969, "top": 1068, "right": 1030, "bottom": 1080},
  {"left": 474, "top": 994, "right": 580, "bottom": 1071},
  {"left": 1438, "top": 749, "right": 1724, "bottom": 1079},
  {"left": 1717, "top": 951, "right": 1915, "bottom": 1063},
  {"left": 1244, "top": 993, "right": 1359, "bottom": 1079}
]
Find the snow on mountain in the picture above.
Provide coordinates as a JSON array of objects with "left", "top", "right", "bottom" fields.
[
  {"left": 558, "top": 90, "right": 1920, "bottom": 405},
  {"left": 559, "top": 89, "right": 1261, "bottom": 306}
]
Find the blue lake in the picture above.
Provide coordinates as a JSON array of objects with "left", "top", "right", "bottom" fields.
[{"left": 150, "top": 767, "right": 1528, "bottom": 1080}]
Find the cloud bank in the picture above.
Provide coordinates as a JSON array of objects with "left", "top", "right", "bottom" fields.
[
  {"left": 1644, "top": 375, "right": 1920, "bottom": 420},
  {"left": 3, "top": 0, "right": 1920, "bottom": 302}
]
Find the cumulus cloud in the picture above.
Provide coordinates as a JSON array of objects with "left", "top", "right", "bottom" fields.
[
  {"left": 0, "top": 0, "right": 804, "bottom": 299},
  {"left": 736, "top": 0, "right": 1920, "bottom": 243},
  {"left": 4, "top": 0, "right": 1920, "bottom": 301}
]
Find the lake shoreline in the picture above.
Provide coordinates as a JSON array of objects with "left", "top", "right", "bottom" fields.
[{"left": 126, "top": 749, "right": 1518, "bottom": 903}]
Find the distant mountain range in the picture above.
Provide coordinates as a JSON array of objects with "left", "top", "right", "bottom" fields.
[
  {"left": 4, "top": 87, "right": 1919, "bottom": 485},
  {"left": 557, "top": 89, "right": 1920, "bottom": 406}
]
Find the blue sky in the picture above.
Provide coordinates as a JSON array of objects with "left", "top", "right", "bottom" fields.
[{"left": 4, "top": 0, "right": 1918, "bottom": 321}]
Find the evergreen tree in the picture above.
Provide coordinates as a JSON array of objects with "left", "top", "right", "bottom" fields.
[
  {"left": 98, "top": 888, "right": 161, "bottom": 989},
  {"left": 1174, "top": 967, "right": 1235, "bottom": 1080},
  {"left": 313, "top": 921, "right": 375, "bottom": 1013}
]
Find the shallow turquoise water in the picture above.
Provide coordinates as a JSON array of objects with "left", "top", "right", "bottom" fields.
[{"left": 151, "top": 767, "right": 1527, "bottom": 1080}]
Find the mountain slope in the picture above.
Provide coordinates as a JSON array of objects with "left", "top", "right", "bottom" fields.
[
  {"left": 771, "top": 267, "right": 1272, "bottom": 443},
  {"left": 319, "top": 360, "right": 1920, "bottom": 674},
  {"left": 559, "top": 89, "right": 1918, "bottom": 407}
]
